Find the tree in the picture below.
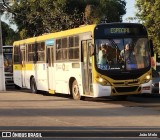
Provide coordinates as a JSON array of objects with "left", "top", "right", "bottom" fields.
[
  {"left": 136, "top": 0, "right": 160, "bottom": 52},
  {"left": 7, "top": 0, "right": 126, "bottom": 38},
  {"left": 0, "top": 0, "right": 19, "bottom": 45},
  {"left": 1, "top": 21, "right": 19, "bottom": 45}
]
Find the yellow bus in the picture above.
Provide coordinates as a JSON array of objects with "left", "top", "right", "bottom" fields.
[{"left": 13, "top": 23, "right": 152, "bottom": 99}]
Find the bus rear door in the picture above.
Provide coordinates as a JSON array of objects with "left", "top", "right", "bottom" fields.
[
  {"left": 46, "top": 40, "right": 55, "bottom": 94},
  {"left": 20, "top": 45, "right": 26, "bottom": 87}
]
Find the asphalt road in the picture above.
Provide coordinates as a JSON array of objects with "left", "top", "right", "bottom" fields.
[{"left": 0, "top": 86, "right": 159, "bottom": 139}]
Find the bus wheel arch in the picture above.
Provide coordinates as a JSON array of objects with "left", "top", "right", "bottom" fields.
[
  {"left": 30, "top": 76, "right": 37, "bottom": 93},
  {"left": 69, "top": 77, "right": 84, "bottom": 100},
  {"left": 14, "top": 84, "right": 21, "bottom": 90}
]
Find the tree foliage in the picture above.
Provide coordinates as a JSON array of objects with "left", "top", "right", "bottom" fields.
[
  {"left": 136, "top": 0, "right": 160, "bottom": 52},
  {"left": 1, "top": 21, "right": 19, "bottom": 45},
  {"left": 1, "top": 1, "right": 19, "bottom": 45},
  {"left": 7, "top": 0, "right": 126, "bottom": 38}
]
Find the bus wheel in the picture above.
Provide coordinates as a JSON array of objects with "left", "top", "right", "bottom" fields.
[
  {"left": 30, "top": 77, "right": 37, "bottom": 93},
  {"left": 72, "top": 80, "right": 83, "bottom": 100}
]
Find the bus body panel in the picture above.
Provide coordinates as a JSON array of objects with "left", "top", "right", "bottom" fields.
[
  {"left": 141, "top": 80, "right": 152, "bottom": 93},
  {"left": 93, "top": 83, "right": 112, "bottom": 97},
  {"left": 13, "top": 64, "right": 22, "bottom": 87},
  {"left": 54, "top": 62, "right": 83, "bottom": 95},
  {"left": 35, "top": 63, "right": 48, "bottom": 91},
  {"left": 23, "top": 63, "right": 35, "bottom": 89}
]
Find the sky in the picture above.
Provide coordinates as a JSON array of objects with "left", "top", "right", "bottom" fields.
[
  {"left": 123, "top": 0, "right": 137, "bottom": 22},
  {"left": 1, "top": 0, "right": 137, "bottom": 30}
]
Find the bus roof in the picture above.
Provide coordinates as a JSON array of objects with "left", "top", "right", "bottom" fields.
[
  {"left": 13, "top": 24, "right": 96, "bottom": 45},
  {"left": 13, "top": 22, "right": 147, "bottom": 46}
]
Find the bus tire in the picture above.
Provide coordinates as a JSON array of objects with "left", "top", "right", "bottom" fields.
[
  {"left": 71, "top": 79, "right": 83, "bottom": 100},
  {"left": 30, "top": 77, "right": 37, "bottom": 93}
]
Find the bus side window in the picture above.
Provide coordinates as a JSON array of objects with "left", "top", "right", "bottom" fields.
[
  {"left": 88, "top": 42, "right": 93, "bottom": 64},
  {"left": 56, "top": 39, "right": 62, "bottom": 60}
]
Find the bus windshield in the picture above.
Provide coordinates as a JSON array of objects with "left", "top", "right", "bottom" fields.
[{"left": 95, "top": 38, "right": 150, "bottom": 71}]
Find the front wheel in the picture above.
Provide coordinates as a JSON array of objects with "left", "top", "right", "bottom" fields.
[
  {"left": 71, "top": 80, "right": 84, "bottom": 100},
  {"left": 30, "top": 77, "right": 37, "bottom": 93}
]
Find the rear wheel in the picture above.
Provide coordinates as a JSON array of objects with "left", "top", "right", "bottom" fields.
[
  {"left": 30, "top": 77, "right": 37, "bottom": 93},
  {"left": 71, "top": 79, "right": 84, "bottom": 100}
]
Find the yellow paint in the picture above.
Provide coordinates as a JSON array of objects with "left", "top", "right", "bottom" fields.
[
  {"left": 48, "top": 90, "right": 55, "bottom": 94},
  {"left": 13, "top": 64, "right": 34, "bottom": 71},
  {"left": 13, "top": 64, "right": 22, "bottom": 70},
  {"left": 13, "top": 24, "right": 96, "bottom": 46},
  {"left": 25, "top": 64, "right": 34, "bottom": 70}
]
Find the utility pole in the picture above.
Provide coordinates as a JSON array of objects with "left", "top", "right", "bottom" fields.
[{"left": 0, "top": 2, "right": 6, "bottom": 91}]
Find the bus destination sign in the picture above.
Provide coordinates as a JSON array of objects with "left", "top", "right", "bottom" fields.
[
  {"left": 94, "top": 24, "right": 148, "bottom": 38},
  {"left": 110, "top": 28, "right": 130, "bottom": 34},
  {"left": 104, "top": 28, "right": 132, "bottom": 35}
]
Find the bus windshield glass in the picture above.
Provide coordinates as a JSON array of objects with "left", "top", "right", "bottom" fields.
[{"left": 95, "top": 38, "right": 150, "bottom": 71}]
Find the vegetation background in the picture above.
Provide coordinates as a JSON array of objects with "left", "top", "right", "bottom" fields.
[{"left": 0, "top": 0, "right": 159, "bottom": 52}]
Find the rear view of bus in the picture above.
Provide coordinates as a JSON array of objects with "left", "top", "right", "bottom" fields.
[{"left": 93, "top": 23, "right": 152, "bottom": 97}]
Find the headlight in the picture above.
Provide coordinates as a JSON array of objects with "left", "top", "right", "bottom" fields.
[
  {"left": 142, "top": 74, "right": 151, "bottom": 83},
  {"left": 146, "top": 75, "right": 151, "bottom": 80},
  {"left": 98, "top": 77, "right": 103, "bottom": 82},
  {"left": 96, "top": 76, "right": 111, "bottom": 86}
]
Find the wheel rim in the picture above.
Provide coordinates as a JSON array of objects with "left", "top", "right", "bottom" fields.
[{"left": 73, "top": 84, "right": 79, "bottom": 96}]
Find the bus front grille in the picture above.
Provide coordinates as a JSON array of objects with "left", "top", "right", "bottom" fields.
[
  {"left": 114, "top": 86, "right": 139, "bottom": 93},
  {"left": 113, "top": 81, "right": 139, "bottom": 86}
]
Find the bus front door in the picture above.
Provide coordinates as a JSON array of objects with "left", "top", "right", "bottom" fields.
[
  {"left": 82, "top": 40, "right": 93, "bottom": 95},
  {"left": 47, "top": 46, "right": 55, "bottom": 93}
]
